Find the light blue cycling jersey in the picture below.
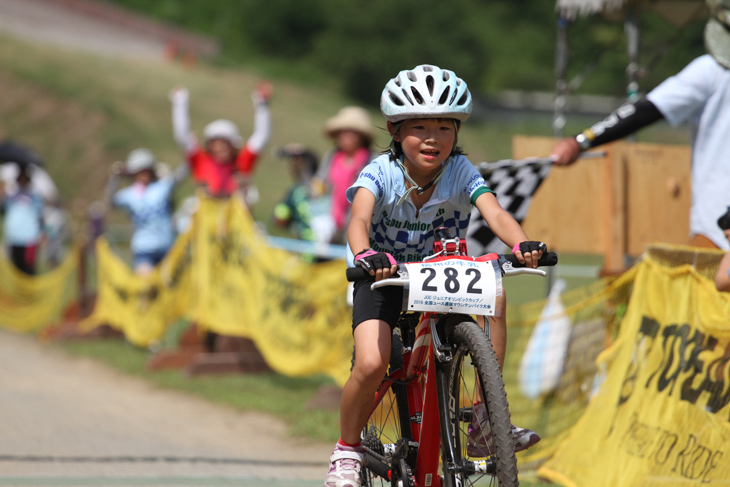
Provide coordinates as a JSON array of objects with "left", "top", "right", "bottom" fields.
[
  {"left": 113, "top": 177, "right": 176, "bottom": 255},
  {"left": 345, "top": 153, "right": 494, "bottom": 266}
]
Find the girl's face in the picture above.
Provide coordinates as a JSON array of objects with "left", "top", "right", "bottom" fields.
[
  {"left": 133, "top": 169, "right": 154, "bottom": 185},
  {"left": 336, "top": 130, "right": 366, "bottom": 156},
  {"left": 393, "top": 118, "right": 457, "bottom": 176},
  {"left": 208, "top": 138, "right": 236, "bottom": 163}
]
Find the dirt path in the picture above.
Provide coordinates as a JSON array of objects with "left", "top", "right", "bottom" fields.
[
  {"left": 0, "top": 329, "right": 332, "bottom": 486},
  {"left": 0, "top": 5, "right": 333, "bottom": 485}
]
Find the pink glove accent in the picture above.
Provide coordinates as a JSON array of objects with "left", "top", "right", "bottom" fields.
[
  {"left": 355, "top": 249, "right": 397, "bottom": 266},
  {"left": 512, "top": 243, "right": 521, "bottom": 254}
]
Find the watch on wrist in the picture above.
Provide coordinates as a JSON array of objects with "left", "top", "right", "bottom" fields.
[{"left": 575, "top": 133, "right": 592, "bottom": 150}]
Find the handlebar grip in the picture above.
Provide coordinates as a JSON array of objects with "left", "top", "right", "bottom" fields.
[
  {"left": 346, "top": 266, "right": 372, "bottom": 282},
  {"left": 501, "top": 251, "right": 558, "bottom": 268}
]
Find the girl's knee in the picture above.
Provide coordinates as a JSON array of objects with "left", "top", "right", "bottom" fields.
[{"left": 353, "top": 356, "right": 389, "bottom": 382}]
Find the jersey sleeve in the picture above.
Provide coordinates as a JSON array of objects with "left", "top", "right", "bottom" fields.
[
  {"left": 243, "top": 99, "right": 271, "bottom": 156},
  {"left": 647, "top": 55, "right": 716, "bottom": 127},
  {"left": 453, "top": 157, "right": 493, "bottom": 205},
  {"left": 112, "top": 187, "right": 131, "bottom": 210},
  {"left": 346, "top": 160, "right": 384, "bottom": 203}
]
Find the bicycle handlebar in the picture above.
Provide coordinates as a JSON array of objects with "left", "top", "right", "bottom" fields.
[{"left": 345, "top": 252, "right": 559, "bottom": 282}]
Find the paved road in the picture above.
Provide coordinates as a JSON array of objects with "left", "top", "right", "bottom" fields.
[{"left": 0, "top": 329, "right": 332, "bottom": 486}]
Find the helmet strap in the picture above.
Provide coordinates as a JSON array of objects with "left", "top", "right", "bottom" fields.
[{"left": 396, "top": 155, "right": 451, "bottom": 206}]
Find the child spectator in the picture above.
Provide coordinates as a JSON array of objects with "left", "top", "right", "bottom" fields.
[
  {"left": 312, "top": 106, "right": 375, "bottom": 242},
  {"left": 273, "top": 143, "right": 335, "bottom": 244},
  {"left": 1, "top": 165, "right": 44, "bottom": 275},
  {"left": 169, "top": 83, "right": 273, "bottom": 204},
  {"left": 104, "top": 148, "right": 187, "bottom": 275}
]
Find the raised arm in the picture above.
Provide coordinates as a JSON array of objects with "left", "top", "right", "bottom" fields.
[
  {"left": 244, "top": 83, "right": 272, "bottom": 156},
  {"left": 169, "top": 87, "right": 197, "bottom": 155},
  {"left": 102, "top": 161, "right": 124, "bottom": 211}
]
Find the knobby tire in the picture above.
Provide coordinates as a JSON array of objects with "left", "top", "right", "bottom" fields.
[{"left": 443, "top": 321, "right": 518, "bottom": 487}]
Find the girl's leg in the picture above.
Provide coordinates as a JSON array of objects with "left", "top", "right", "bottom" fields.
[
  {"left": 471, "top": 288, "right": 539, "bottom": 455},
  {"left": 339, "top": 318, "right": 392, "bottom": 445}
]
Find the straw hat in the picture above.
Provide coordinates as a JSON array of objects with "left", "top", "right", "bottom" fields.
[
  {"left": 705, "top": 0, "right": 730, "bottom": 68},
  {"left": 324, "top": 106, "right": 374, "bottom": 141}
]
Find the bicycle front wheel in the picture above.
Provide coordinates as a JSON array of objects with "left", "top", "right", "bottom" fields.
[{"left": 442, "top": 320, "right": 518, "bottom": 487}]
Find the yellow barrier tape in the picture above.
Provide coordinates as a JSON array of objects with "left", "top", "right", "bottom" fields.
[
  {"left": 79, "top": 227, "right": 194, "bottom": 347},
  {"left": 538, "top": 249, "right": 730, "bottom": 486},
  {"left": 0, "top": 245, "right": 77, "bottom": 333},
  {"left": 82, "top": 196, "right": 353, "bottom": 385}
]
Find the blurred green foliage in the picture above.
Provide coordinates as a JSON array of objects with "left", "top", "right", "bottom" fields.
[{"left": 111, "top": 0, "right": 706, "bottom": 103}]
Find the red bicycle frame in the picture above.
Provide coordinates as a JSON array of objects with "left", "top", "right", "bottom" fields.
[{"left": 370, "top": 311, "right": 444, "bottom": 486}]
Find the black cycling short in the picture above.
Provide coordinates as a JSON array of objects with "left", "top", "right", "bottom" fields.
[{"left": 351, "top": 277, "right": 405, "bottom": 331}]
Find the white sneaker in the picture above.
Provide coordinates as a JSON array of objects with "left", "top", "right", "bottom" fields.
[{"left": 324, "top": 445, "right": 364, "bottom": 487}]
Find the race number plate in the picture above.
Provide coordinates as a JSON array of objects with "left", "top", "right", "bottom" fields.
[{"left": 405, "top": 259, "right": 501, "bottom": 315}]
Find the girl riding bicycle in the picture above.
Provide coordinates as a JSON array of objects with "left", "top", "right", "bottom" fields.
[{"left": 325, "top": 65, "right": 545, "bottom": 487}]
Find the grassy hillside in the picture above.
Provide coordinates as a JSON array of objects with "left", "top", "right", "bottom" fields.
[{"left": 0, "top": 33, "right": 690, "bottom": 241}]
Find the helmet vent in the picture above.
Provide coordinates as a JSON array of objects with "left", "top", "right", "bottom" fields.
[
  {"left": 456, "top": 79, "right": 462, "bottom": 86},
  {"left": 407, "top": 71, "right": 417, "bottom": 82},
  {"left": 423, "top": 65, "right": 433, "bottom": 72},
  {"left": 388, "top": 91, "right": 405, "bottom": 106},
  {"left": 426, "top": 75, "right": 434, "bottom": 96},
  {"left": 450, "top": 89, "right": 458, "bottom": 104},
  {"left": 394, "top": 76, "right": 402, "bottom": 87},
  {"left": 438, "top": 87, "right": 451, "bottom": 105},
  {"left": 443, "top": 71, "right": 450, "bottom": 81},
  {"left": 457, "top": 92, "right": 469, "bottom": 106},
  {"left": 401, "top": 88, "right": 414, "bottom": 105},
  {"left": 410, "top": 87, "right": 425, "bottom": 105}
]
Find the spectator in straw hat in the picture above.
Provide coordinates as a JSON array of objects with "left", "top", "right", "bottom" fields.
[
  {"left": 312, "top": 106, "right": 375, "bottom": 243},
  {"left": 552, "top": 0, "right": 730, "bottom": 251}
]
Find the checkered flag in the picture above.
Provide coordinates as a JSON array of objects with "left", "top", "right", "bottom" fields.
[{"left": 466, "top": 157, "right": 553, "bottom": 256}]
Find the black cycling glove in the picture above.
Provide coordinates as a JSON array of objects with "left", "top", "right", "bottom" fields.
[
  {"left": 512, "top": 241, "right": 548, "bottom": 254},
  {"left": 354, "top": 249, "right": 397, "bottom": 272}
]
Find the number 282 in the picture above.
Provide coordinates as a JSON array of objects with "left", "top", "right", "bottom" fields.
[{"left": 420, "top": 267, "right": 482, "bottom": 294}]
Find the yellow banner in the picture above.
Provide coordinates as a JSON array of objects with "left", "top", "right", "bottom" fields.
[
  {"left": 192, "top": 197, "right": 353, "bottom": 385},
  {"left": 538, "top": 251, "right": 730, "bottom": 486},
  {"left": 79, "top": 228, "right": 194, "bottom": 347},
  {"left": 82, "top": 196, "right": 354, "bottom": 385},
  {"left": 0, "top": 246, "right": 77, "bottom": 333}
]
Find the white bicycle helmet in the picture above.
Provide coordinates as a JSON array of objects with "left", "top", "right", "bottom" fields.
[
  {"left": 203, "top": 119, "right": 244, "bottom": 148},
  {"left": 125, "top": 148, "right": 156, "bottom": 174},
  {"left": 380, "top": 65, "right": 472, "bottom": 123}
]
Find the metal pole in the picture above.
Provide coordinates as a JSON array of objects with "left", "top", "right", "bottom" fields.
[
  {"left": 625, "top": 3, "right": 641, "bottom": 102},
  {"left": 554, "top": 15, "right": 571, "bottom": 138}
]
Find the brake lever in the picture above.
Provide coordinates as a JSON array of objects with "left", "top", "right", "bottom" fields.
[{"left": 370, "top": 266, "right": 409, "bottom": 290}]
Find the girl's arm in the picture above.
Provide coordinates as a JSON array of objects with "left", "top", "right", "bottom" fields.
[
  {"left": 347, "top": 188, "right": 398, "bottom": 280},
  {"left": 347, "top": 188, "right": 375, "bottom": 256},
  {"left": 102, "top": 161, "right": 124, "bottom": 211},
  {"left": 235, "top": 88, "right": 272, "bottom": 177},
  {"left": 715, "top": 252, "right": 730, "bottom": 292},
  {"left": 474, "top": 192, "right": 542, "bottom": 267},
  {"left": 170, "top": 87, "right": 197, "bottom": 155}
]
